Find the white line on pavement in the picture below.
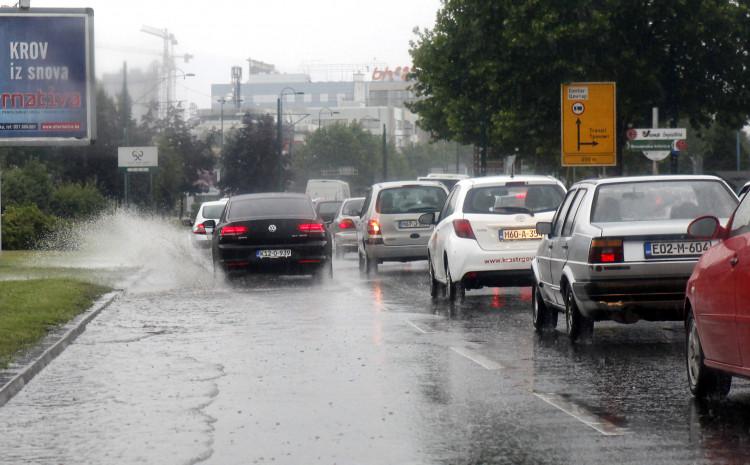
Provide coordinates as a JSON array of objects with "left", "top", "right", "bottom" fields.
[
  {"left": 406, "top": 320, "right": 432, "bottom": 334},
  {"left": 450, "top": 346, "right": 504, "bottom": 370},
  {"left": 533, "top": 392, "right": 627, "bottom": 436}
]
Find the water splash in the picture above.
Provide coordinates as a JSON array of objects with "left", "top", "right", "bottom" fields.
[{"left": 38, "top": 208, "right": 219, "bottom": 292}]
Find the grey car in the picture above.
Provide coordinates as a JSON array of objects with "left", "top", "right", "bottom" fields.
[
  {"left": 532, "top": 175, "right": 738, "bottom": 341},
  {"left": 357, "top": 181, "right": 448, "bottom": 274}
]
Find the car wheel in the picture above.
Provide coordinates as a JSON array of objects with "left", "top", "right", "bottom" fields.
[
  {"left": 358, "top": 251, "right": 366, "bottom": 274},
  {"left": 428, "top": 255, "right": 440, "bottom": 299},
  {"left": 446, "top": 262, "right": 464, "bottom": 302},
  {"left": 686, "top": 311, "right": 732, "bottom": 399},
  {"left": 532, "top": 283, "right": 557, "bottom": 332},
  {"left": 314, "top": 259, "right": 333, "bottom": 283},
  {"left": 565, "top": 287, "right": 593, "bottom": 342}
]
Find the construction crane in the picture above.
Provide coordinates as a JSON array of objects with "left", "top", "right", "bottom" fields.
[{"left": 140, "top": 25, "right": 193, "bottom": 118}]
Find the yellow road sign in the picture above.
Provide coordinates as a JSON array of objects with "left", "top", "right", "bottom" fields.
[{"left": 561, "top": 82, "right": 616, "bottom": 166}]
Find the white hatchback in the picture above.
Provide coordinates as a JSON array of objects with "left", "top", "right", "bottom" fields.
[
  {"left": 191, "top": 199, "right": 228, "bottom": 248},
  {"left": 425, "top": 175, "right": 566, "bottom": 300}
]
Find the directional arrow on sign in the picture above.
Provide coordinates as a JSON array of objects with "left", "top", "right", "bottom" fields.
[{"left": 576, "top": 119, "right": 599, "bottom": 151}]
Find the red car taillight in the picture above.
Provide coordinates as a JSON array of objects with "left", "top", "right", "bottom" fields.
[
  {"left": 367, "top": 219, "right": 381, "bottom": 236},
  {"left": 589, "top": 238, "right": 624, "bottom": 263},
  {"left": 221, "top": 225, "right": 249, "bottom": 237},
  {"left": 452, "top": 219, "right": 476, "bottom": 239},
  {"left": 339, "top": 218, "right": 355, "bottom": 229},
  {"left": 193, "top": 223, "right": 207, "bottom": 235},
  {"left": 298, "top": 223, "right": 326, "bottom": 233}
]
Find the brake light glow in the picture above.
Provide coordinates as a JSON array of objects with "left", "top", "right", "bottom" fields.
[
  {"left": 221, "top": 225, "right": 249, "bottom": 236},
  {"left": 339, "top": 218, "right": 355, "bottom": 229},
  {"left": 452, "top": 219, "right": 476, "bottom": 239},
  {"left": 367, "top": 219, "right": 381, "bottom": 236},
  {"left": 589, "top": 238, "right": 624, "bottom": 263},
  {"left": 298, "top": 223, "right": 326, "bottom": 233},
  {"left": 194, "top": 223, "right": 207, "bottom": 235}
]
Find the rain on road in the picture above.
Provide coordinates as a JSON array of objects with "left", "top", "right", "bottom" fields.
[{"left": 2, "top": 252, "right": 750, "bottom": 465}]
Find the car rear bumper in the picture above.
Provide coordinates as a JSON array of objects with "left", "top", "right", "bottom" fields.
[
  {"left": 216, "top": 243, "right": 330, "bottom": 274},
  {"left": 571, "top": 277, "right": 689, "bottom": 322},
  {"left": 365, "top": 242, "right": 427, "bottom": 262},
  {"left": 334, "top": 231, "right": 358, "bottom": 251},
  {"left": 462, "top": 269, "right": 534, "bottom": 289}
]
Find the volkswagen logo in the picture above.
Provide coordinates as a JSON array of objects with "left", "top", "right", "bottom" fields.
[{"left": 268, "top": 224, "right": 277, "bottom": 232}]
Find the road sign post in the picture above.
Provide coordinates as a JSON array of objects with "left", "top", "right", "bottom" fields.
[
  {"left": 561, "top": 82, "right": 616, "bottom": 167},
  {"left": 118, "top": 146, "right": 158, "bottom": 207}
]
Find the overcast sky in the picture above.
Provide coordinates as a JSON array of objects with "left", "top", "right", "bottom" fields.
[{"left": 29, "top": 0, "right": 442, "bottom": 107}]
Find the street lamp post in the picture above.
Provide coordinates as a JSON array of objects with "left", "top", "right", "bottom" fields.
[
  {"left": 277, "top": 87, "right": 304, "bottom": 191},
  {"left": 318, "top": 107, "right": 340, "bottom": 130}
]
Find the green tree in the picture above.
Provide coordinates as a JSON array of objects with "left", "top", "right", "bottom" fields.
[
  {"left": 293, "top": 123, "right": 384, "bottom": 194},
  {"left": 144, "top": 106, "right": 216, "bottom": 212},
  {"left": 409, "top": 0, "right": 750, "bottom": 173},
  {"left": 220, "top": 113, "right": 287, "bottom": 194}
]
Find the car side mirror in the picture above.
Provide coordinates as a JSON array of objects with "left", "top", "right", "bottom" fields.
[
  {"left": 182, "top": 218, "right": 193, "bottom": 227},
  {"left": 687, "top": 216, "right": 723, "bottom": 239},
  {"left": 419, "top": 212, "right": 437, "bottom": 225},
  {"left": 536, "top": 221, "right": 552, "bottom": 235}
]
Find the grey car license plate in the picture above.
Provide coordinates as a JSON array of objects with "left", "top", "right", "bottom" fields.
[
  {"left": 399, "top": 220, "right": 421, "bottom": 228},
  {"left": 256, "top": 249, "right": 292, "bottom": 259},
  {"left": 644, "top": 241, "right": 711, "bottom": 258}
]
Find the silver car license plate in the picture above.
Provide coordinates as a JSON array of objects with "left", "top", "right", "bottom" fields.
[
  {"left": 399, "top": 220, "right": 420, "bottom": 228},
  {"left": 644, "top": 241, "right": 711, "bottom": 258},
  {"left": 256, "top": 249, "right": 292, "bottom": 259}
]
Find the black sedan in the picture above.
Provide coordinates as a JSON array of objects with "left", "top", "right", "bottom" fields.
[{"left": 204, "top": 193, "right": 333, "bottom": 279}]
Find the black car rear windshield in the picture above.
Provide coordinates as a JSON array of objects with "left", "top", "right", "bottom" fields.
[
  {"left": 376, "top": 186, "right": 447, "bottom": 214},
  {"left": 228, "top": 198, "right": 315, "bottom": 219},
  {"left": 463, "top": 184, "right": 565, "bottom": 215},
  {"left": 591, "top": 180, "right": 737, "bottom": 223},
  {"left": 201, "top": 204, "right": 225, "bottom": 219}
]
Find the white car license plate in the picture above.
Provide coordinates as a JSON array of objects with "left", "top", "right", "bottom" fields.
[
  {"left": 645, "top": 241, "right": 711, "bottom": 258},
  {"left": 399, "top": 220, "right": 421, "bottom": 228},
  {"left": 256, "top": 249, "right": 292, "bottom": 259},
  {"left": 500, "top": 228, "right": 542, "bottom": 241}
]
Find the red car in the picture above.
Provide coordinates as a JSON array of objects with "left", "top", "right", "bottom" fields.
[{"left": 685, "top": 197, "right": 750, "bottom": 399}]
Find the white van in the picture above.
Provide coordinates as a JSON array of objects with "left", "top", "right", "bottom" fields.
[{"left": 305, "top": 179, "right": 351, "bottom": 202}]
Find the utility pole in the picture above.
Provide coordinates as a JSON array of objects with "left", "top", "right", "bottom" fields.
[
  {"left": 382, "top": 124, "right": 387, "bottom": 181},
  {"left": 277, "top": 97, "right": 283, "bottom": 191}
]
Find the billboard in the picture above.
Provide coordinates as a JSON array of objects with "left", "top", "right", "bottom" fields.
[{"left": 0, "top": 9, "right": 95, "bottom": 145}]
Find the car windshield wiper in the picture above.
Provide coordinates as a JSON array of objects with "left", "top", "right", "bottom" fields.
[
  {"left": 407, "top": 206, "right": 438, "bottom": 213},
  {"left": 493, "top": 206, "right": 534, "bottom": 216}
]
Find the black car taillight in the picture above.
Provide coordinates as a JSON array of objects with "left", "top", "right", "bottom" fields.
[
  {"left": 589, "top": 238, "right": 624, "bottom": 263},
  {"left": 221, "top": 225, "right": 249, "bottom": 237},
  {"left": 298, "top": 223, "right": 326, "bottom": 233}
]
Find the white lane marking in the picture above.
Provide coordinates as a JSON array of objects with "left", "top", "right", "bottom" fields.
[
  {"left": 533, "top": 393, "right": 627, "bottom": 436},
  {"left": 450, "top": 347, "right": 504, "bottom": 370},
  {"left": 406, "top": 320, "right": 432, "bottom": 334}
]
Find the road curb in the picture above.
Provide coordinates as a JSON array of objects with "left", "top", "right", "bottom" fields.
[
  {"left": 0, "top": 271, "right": 146, "bottom": 409},
  {"left": 0, "top": 290, "right": 119, "bottom": 408}
]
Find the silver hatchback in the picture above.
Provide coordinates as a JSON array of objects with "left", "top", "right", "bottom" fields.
[
  {"left": 358, "top": 181, "right": 448, "bottom": 274},
  {"left": 532, "top": 175, "right": 738, "bottom": 341}
]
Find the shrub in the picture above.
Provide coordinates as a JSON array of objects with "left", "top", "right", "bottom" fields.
[
  {"left": 1, "top": 161, "right": 54, "bottom": 212},
  {"left": 1, "top": 204, "right": 58, "bottom": 250},
  {"left": 50, "top": 183, "right": 107, "bottom": 219}
]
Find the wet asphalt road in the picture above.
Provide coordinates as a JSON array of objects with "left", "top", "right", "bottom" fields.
[{"left": 2, "top": 254, "right": 750, "bottom": 465}]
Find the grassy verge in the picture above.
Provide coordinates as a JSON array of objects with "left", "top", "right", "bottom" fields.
[
  {"left": 0, "top": 250, "right": 132, "bottom": 286},
  {"left": 0, "top": 278, "right": 110, "bottom": 368}
]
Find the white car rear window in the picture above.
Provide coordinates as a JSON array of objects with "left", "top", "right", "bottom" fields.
[{"left": 591, "top": 180, "right": 736, "bottom": 222}]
